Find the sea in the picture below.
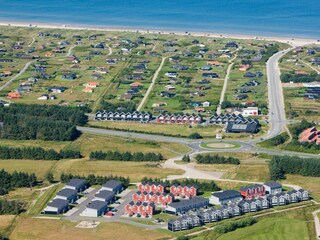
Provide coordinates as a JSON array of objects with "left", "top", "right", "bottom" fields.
[{"left": 0, "top": 0, "right": 319, "bottom": 38}]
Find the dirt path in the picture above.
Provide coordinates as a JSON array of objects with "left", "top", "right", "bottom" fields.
[
  {"left": 300, "top": 59, "right": 320, "bottom": 74},
  {"left": 66, "top": 45, "right": 77, "bottom": 57},
  {"left": 106, "top": 44, "right": 112, "bottom": 55},
  {"left": 136, "top": 56, "right": 167, "bottom": 111},
  {"left": 28, "top": 36, "right": 35, "bottom": 47},
  {"left": 0, "top": 60, "right": 34, "bottom": 92},
  {"left": 313, "top": 208, "right": 320, "bottom": 239},
  {"left": 216, "top": 54, "right": 237, "bottom": 114}
]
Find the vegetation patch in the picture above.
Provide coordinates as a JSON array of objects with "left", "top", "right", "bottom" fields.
[
  {"left": 200, "top": 142, "right": 241, "bottom": 149},
  {"left": 89, "top": 150, "right": 163, "bottom": 161},
  {"left": 195, "top": 154, "right": 240, "bottom": 165}
]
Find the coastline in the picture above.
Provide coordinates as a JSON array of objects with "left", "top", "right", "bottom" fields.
[{"left": 0, "top": 21, "right": 319, "bottom": 47}]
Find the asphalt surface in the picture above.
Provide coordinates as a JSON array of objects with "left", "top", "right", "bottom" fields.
[{"left": 263, "top": 48, "right": 293, "bottom": 140}]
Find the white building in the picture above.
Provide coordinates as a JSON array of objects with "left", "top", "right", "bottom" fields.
[
  {"left": 81, "top": 200, "right": 108, "bottom": 217},
  {"left": 210, "top": 190, "right": 243, "bottom": 205},
  {"left": 43, "top": 199, "right": 69, "bottom": 215},
  {"left": 242, "top": 107, "right": 258, "bottom": 117},
  {"left": 263, "top": 182, "right": 282, "bottom": 195}
]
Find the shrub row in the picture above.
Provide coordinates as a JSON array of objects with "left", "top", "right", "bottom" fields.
[
  {"left": 0, "top": 146, "right": 81, "bottom": 160},
  {"left": 215, "top": 217, "right": 257, "bottom": 234},
  {"left": 195, "top": 154, "right": 240, "bottom": 165},
  {"left": 89, "top": 150, "right": 163, "bottom": 162}
]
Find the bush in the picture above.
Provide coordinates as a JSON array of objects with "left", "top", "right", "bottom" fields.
[
  {"left": 188, "top": 132, "right": 202, "bottom": 139},
  {"left": 195, "top": 154, "right": 240, "bottom": 165},
  {"left": 215, "top": 218, "right": 257, "bottom": 234},
  {"left": 89, "top": 150, "right": 163, "bottom": 162},
  {"left": 0, "top": 146, "right": 81, "bottom": 160},
  {"left": 0, "top": 199, "right": 24, "bottom": 215},
  {"left": 0, "top": 169, "right": 38, "bottom": 195},
  {"left": 182, "top": 155, "right": 190, "bottom": 162}
]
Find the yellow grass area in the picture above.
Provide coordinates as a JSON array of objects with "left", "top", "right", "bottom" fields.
[
  {"left": 53, "top": 159, "right": 184, "bottom": 182},
  {"left": 0, "top": 160, "right": 56, "bottom": 178},
  {"left": 282, "top": 175, "right": 320, "bottom": 202},
  {"left": 0, "top": 215, "right": 15, "bottom": 231},
  {"left": 66, "top": 133, "right": 191, "bottom": 159},
  {"left": 195, "top": 163, "right": 270, "bottom": 182},
  {"left": 10, "top": 217, "right": 170, "bottom": 240},
  {"left": 0, "top": 139, "right": 69, "bottom": 151},
  {"left": 2, "top": 188, "right": 39, "bottom": 205},
  {"left": 89, "top": 121, "right": 223, "bottom": 138}
]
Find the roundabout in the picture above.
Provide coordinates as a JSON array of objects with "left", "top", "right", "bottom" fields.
[{"left": 200, "top": 141, "right": 242, "bottom": 150}]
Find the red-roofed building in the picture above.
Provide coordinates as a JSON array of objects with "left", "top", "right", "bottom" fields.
[
  {"left": 299, "top": 127, "right": 320, "bottom": 145},
  {"left": 7, "top": 92, "right": 21, "bottom": 99}
]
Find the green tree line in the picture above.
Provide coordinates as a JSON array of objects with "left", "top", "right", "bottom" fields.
[
  {"left": 60, "top": 173, "right": 130, "bottom": 188},
  {"left": 195, "top": 154, "right": 240, "bottom": 165},
  {"left": 0, "top": 146, "right": 81, "bottom": 160},
  {"left": 0, "top": 104, "right": 88, "bottom": 141},
  {"left": 281, "top": 72, "right": 320, "bottom": 83},
  {"left": 0, "top": 169, "right": 38, "bottom": 195},
  {"left": 0, "top": 104, "right": 88, "bottom": 126},
  {"left": 269, "top": 156, "right": 320, "bottom": 180},
  {"left": 0, "top": 199, "right": 24, "bottom": 215},
  {"left": 89, "top": 150, "right": 163, "bottom": 162},
  {"left": 215, "top": 217, "right": 257, "bottom": 234}
]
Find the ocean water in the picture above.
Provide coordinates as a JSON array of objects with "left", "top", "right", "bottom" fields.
[{"left": 0, "top": 0, "right": 319, "bottom": 38}]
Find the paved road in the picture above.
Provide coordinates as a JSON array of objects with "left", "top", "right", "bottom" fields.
[
  {"left": 216, "top": 54, "right": 237, "bottom": 115},
  {"left": 78, "top": 126, "right": 320, "bottom": 159},
  {"left": 313, "top": 209, "right": 320, "bottom": 239},
  {"left": 137, "top": 57, "right": 167, "bottom": 111},
  {"left": 262, "top": 48, "right": 293, "bottom": 140},
  {"left": 0, "top": 60, "right": 35, "bottom": 92}
]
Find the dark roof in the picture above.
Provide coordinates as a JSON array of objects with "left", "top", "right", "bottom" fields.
[
  {"left": 102, "top": 180, "right": 123, "bottom": 189},
  {"left": 47, "top": 199, "right": 69, "bottom": 209},
  {"left": 212, "top": 190, "right": 242, "bottom": 200},
  {"left": 226, "top": 122, "right": 259, "bottom": 133},
  {"left": 95, "top": 190, "right": 115, "bottom": 200},
  {"left": 264, "top": 182, "right": 282, "bottom": 188},
  {"left": 57, "top": 188, "right": 77, "bottom": 198},
  {"left": 167, "top": 197, "right": 209, "bottom": 209},
  {"left": 239, "top": 184, "right": 263, "bottom": 191},
  {"left": 66, "top": 178, "right": 86, "bottom": 188},
  {"left": 87, "top": 200, "right": 108, "bottom": 210}
]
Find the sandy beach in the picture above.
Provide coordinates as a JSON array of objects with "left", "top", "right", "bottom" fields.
[{"left": 0, "top": 21, "right": 319, "bottom": 47}]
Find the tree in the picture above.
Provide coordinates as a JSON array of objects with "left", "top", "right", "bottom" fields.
[
  {"left": 45, "top": 172, "right": 54, "bottom": 183},
  {"left": 188, "top": 132, "right": 202, "bottom": 139},
  {"left": 182, "top": 155, "right": 190, "bottom": 162}
]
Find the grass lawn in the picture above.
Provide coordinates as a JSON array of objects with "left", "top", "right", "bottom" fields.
[
  {"left": 282, "top": 175, "right": 320, "bottom": 202},
  {"left": 198, "top": 207, "right": 314, "bottom": 240},
  {"left": 9, "top": 217, "right": 170, "bottom": 240},
  {"left": 0, "top": 215, "right": 15, "bottom": 234},
  {"left": 0, "top": 160, "right": 56, "bottom": 178},
  {"left": 89, "top": 121, "right": 223, "bottom": 138},
  {"left": 66, "top": 133, "right": 191, "bottom": 159},
  {"left": 52, "top": 159, "right": 184, "bottom": 182},
  {"left": 28, "top": 184, "right": 61, "bottom": 216}
]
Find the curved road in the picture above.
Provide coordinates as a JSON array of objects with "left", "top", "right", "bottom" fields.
[{"left": 261, "top": 48, "right": 293, "bottom": 140}]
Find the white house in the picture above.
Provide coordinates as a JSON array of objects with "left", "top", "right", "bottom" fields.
[
  {"left": 202, "top": 101, "right": 210, "bottom": 107},
  {"left": 55, "top": 188, "right": 78, "bottom": 203},
  {"left": 263, "top": 182, "right": 282, "bottom": 195},
  {"left": 93, "top": 190, "right": 115, "bottom": 204},
  {"left": 64, "top": 178, "right": 87, "bottom": 192},
  {"left": 43, "top": 199, "right": 69, "bottom": 215},
  {"left": 101, "top": 180, "right": 124, "bottom": 193},
  {"left": 210, "top": 190, "right": 243, "bottom": 205},
  {"left": 242, "top": 107, "right": 258, "bottom": 116},
  {"left": 81, "top": 200, "right": 108, "bottom": 217}
]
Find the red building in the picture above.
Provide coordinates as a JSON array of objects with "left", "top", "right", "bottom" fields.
[
  {"left": 138, "top": 182, "right": 166, "bottom": 193},
  {"left": 170, "top": 184, "right": 198, "bottom": 198},
  {"left": 240, "top": 185, "right": 266, "bottom": 199},
  {"left": 132, "top": 191, "right": 174, "bottom": 206},
  {"left": 124, "top": 201, "right": 155, "bottom": 217}
]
